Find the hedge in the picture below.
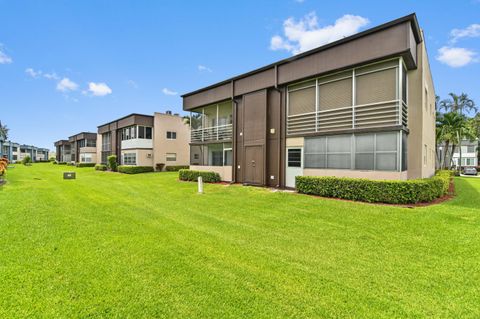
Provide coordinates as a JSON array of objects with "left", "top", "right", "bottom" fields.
[
  {"left": 165, "top": 165, "right": 189, "bottom": 172},
  {"left": 296, "top": 170, "right": 452, "bottom": 204},
  {"left": 95, "top": 164, "right": 107, "bottom": 171},
  {"left": 107, "top": 155, "right": 118, "bottom": 172},
  {"left": 178, "top": 169, "right": 221, "bottom": 183},
  {"left": 76, "top": 163, "right": 96, "bottom": 167},
  {"left": 118, "top": 165, "right": 154, "bottom": 174}
]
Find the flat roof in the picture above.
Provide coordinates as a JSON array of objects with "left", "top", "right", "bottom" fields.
[
  {"left": 97, "top": 113, "right": 153, "bottom": 128},
  {"left": 68, "top": 132, "right": 97, "bottom": 139},
  {"left": 182, "top": 13, "right": 421, "bottom": 98}
]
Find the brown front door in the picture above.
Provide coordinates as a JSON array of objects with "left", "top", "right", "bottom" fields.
[{"left": 244, "top": 145, "right": 264, "bottom": 185}]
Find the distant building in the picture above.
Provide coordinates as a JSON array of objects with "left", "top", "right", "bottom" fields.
[
  {"left": 437, "top": 140, "right": 478, "bottom": 168},
  {"left": 0, "top": 141, "right": 50, "bottom": 163}
]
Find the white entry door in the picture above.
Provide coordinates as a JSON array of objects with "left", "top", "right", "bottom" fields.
[{"left": 286, "top": 147, "right": 303, "bottom": 188}]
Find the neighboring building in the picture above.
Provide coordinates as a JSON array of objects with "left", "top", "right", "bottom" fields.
[
  {"left": 97, "top": 112, "right": 189, "bottom": 169},
  {"left": 437, "top": 140, "right": 479, "bottom": 168},
  {"left": 1, "top": 141, "right": 49, "bottom": 163},
  {"left": 182, "top": 13, "right": 436, "bottom": 188},
  {"left": 69, "top": 132, "right": 97, "bottom": 163},
  {"left": 54, "top": 140, "right": 72, "bottom": 162}
]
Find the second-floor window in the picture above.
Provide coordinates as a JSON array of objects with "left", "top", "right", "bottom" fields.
[
  {"left": 78, "top": 140, "right": 86, "bottom": 148},
  {"left": 86, "top": 139, "right": 96, "bottom": 147},
  {"left": 102, "top": 132, "right": 111, "bottom": 151},
  {"left": 122, "top": 125, "right": 152, "bottom": 140},
  {"left": 166, "top": 131, "right": 177, "bottom": 140}
]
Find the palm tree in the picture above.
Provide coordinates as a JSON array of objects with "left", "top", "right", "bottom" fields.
[
  {"left": 0, "top": 121, "right": 8, "bottom": 141},
  {"left": 436, "top": 112, "right": 473, "bottom": 169},
  {"left": 440, "top": 93, "right": 477, "bottom": 116}
]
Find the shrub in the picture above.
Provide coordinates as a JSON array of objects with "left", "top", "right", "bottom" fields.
[
  {"left": 156, "top": 163, "right": 165, "bottom": 171},
  {"left": 49, "top": 157, "right": 56, "bottom": 162},
  {"left": 22, "top": 155, "right": 32, "bottom": 165},
  {"left": 107, "top": 155, "right": 118, "bottom": 172},
  {"left": 0, "top": 158, "right": 8, "bottom": 177},
  {"left": 76, "top": 163, "right": 96, "bottom": 168},
  {"left": 178, "top": 169, "right": 221, "bottom": 183},
  {"left": 95, "top": 164, "right": 107, "bottom": 171},
  {"left": 118, "top": 165, "right": 154, "bottom": 174},
  {"left": 165, "top": 165, "right": 189, "bottom": 172},
  {"left": 57, "top": 162, "right": 67, "bottom": 165},
  {"left": 296, "top": 171, "right": 452, "bottom": 204}
]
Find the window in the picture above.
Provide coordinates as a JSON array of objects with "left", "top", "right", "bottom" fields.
[
  {"left": 145, "top": 127, "right": 152, "bottom": 139},
  {"left": 80, "top": 153, "right": 92, "bottom": 163},
  {"left": 224, "top": 148, "right": 233, "bottom": 166},
  {"left": 288, "top": 81, "right": 316, "bottom": 116},
  {"left": 102, "top": 132, "right": 111, "bottom": 151},
  {"left": 356, "top": 67, "right": 397, "bottom": 105},
  {"left": 123, "top": 153, "right": 136, "bottom": 165},
  {"left": 166, "top": 153, "right": 177, "bottom": 162},
  {"left": 318, "top": 72, "right": 352, "bottom": 111},
  {"left": 138, "top": 126, "right": 145, "bottom": 138},
  {"left": 467, "top": 145, "right": 475, "bottom": 153},
  {"left": 305, "top": 132, "right": 400, "bottom": 171},
  {"left": 194, "top": 154, "right": 199, "bottom": 160},
  {"left": 402, "top": 65, "right": 407, "bottom": 104},
  {"left": 122, "top": 126, "right": 138, "bottom": 140},
  {"left": 13, "top": 155, "right": 17, "bottom": 160},
  {"left": 288, "top": 149, "right": 302, "bottom": 167},
  {"left": 189, "top": 143, "right": 231, "bottom": 166},
  {"left": 166, "top": 131, "right": 177, "bottom": 140},
  {"left": 87, "top": 139, "right": 96, "bottom": 147},
  {"left": 78, "top": 139, "right": 86, "bottom": 148},
  {"left": 12, "top": 147, "right": 17, "bottom": 152}
]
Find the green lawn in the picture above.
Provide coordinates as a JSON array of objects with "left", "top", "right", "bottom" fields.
[{"left": 0, "top": 164, "right": 479, "bottom": 318}]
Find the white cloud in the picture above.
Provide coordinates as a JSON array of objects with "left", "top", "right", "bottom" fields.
[
  {"left": 56, "top": 77, "right": 78, "bottom": 92},
  {"left": 162, "top": 88, "right": 177, "bottom": 95},
  {"left": 88, "top": 82, "right": 112, "bottom": 96},
  {"left": 198, "top": 65, "right": 212, "bottom": 72},
  {"left": 25, "top": 68, "right": 42, "bottom": 78},
  {"left": 450, "top": 24, "right": 480, "bottom": 43},
  {"left": 270, "top": 12, "right": 369, "bottom": 55},
  {"left": 436, "top": 46, "right": 478, "bottom": 67},
  {"left": 0, "top": 49, "right": 12, "bottom": 64},
  {"left": 43, "top": 72, "right": 60, "bottom": 80}
]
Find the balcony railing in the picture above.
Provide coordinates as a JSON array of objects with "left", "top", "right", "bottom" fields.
[
  {"left": 191, "top": 124, "right": 233, "bottom": 143},
  {"left": 287, "top": 100, "right": 407, "bottom": 135}
]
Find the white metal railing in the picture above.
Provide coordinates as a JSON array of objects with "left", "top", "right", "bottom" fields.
[
  {"left": 191, "top": 124, "right": 233, "bottom": 142},
  {"left": 287, "top": 100, "right": 407, "bottom": 135}
]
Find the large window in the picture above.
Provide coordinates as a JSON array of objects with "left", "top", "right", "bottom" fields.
[
  {"left": 190, "top": 101, "right": 233, "bottom": 142},
  {"left": 86, "top": 139, "right": 96, "bottom": 147},
  {"left": 305, "top": 131, "right": 403, "bottom": 171},
  {"left": 102, "top": 132, "right": 111, "bottom": 151},
  {"left": 122, "top": 126, "right": 152, "bottom": 140},
  {"left": 77, "top": 139, "right": 86, "bottom": 148},
  {"left": 123, "top": 153, "right": 136, "bottom": 165},
  {"left": 80, "top": 153, "right": 93, "bottom": 163},
  {"left": 189, "top": 143, "right": 232, "bottom": 166}
]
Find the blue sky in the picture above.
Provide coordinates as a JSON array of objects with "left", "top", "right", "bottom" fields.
[{"left": 0, "top": 0, "right": 479, "bottom": 150}]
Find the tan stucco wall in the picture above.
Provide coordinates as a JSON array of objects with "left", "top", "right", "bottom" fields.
[
  {"left": 153, "top": 113, "right": 190, "bottom": 170},
  {"left": 303, "top": 169, "right": 408, "bottom": 180},
  {"left": 190, "top": 165, "right": 232, "bottom": 182},
  {"left": 407, "top": 33, "right": 436, "bottom": 179},
  {"left": 96, "top": 134, "right": 102, "bottom": 164},
  {"left": 286, "top": 137, "right": 304, "bottom": 147},
  {"left": 121, "top": 149, "right": 153, "bottom": 166}
]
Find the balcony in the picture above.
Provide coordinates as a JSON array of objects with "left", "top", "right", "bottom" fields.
[
  {"left": 287, "top": 100, "right": 407, "bottom": 135},
  {"left": 191, "top": 124, "right": 233, "bottom": 143}
]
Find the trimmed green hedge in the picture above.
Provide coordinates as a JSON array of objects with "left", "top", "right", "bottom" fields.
[
  {"left": 178, "top": 169, "right": 221, "bottom": 183},
  {"left": 296, "top": 170, "right": 452, "bottom": 204},
  {"left": 165, "top": 165, "right": 189, "bottom": 172},
  {"left": 118, "top": 165, "right": 154, "bottom": 174},
  {"left": 76, "top": 163, "right": 96, "bottom": 168},
  {"left": 95, "top": 164, "right": 107, "bottom": 171}
]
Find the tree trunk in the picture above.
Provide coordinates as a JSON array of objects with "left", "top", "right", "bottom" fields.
[
  {"left": 450, "top": 144, "right": 457, "bottom": 169},
  {"left": 442, "top": 141, "right": 450, "bottom": 169}
]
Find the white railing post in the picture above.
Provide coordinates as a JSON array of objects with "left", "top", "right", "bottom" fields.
[{"left": 198, "top": 176, "right": 203, "bottom": 194}]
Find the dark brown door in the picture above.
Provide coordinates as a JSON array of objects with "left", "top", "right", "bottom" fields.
[{"left": 244, "top": 145, "right": 264, "bottom": 185}]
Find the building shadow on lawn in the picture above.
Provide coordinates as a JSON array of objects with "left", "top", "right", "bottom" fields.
[{"left": 442, "top": 177, "right": 480, "bottom": 210}]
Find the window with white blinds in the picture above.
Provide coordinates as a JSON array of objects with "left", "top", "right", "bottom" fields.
[{"left": 288, "top": 85, "right": 316, "bottom": 116}]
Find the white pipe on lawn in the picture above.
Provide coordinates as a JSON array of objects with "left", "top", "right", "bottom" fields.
[{"left": 198, "top": 176, "right": 203, "bottom": 194}]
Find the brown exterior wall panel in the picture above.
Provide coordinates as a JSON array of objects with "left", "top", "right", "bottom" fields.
[
  {"left": 234, "top": 68, "right": 275, "bottom": 96},
  {"left": 277, "top": 23, "right": 413, "bottom": 85},
  {"left": 183, "top": 82, "right": 231, "bottom": 110}
]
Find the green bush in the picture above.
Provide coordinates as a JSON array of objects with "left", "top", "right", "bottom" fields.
[
  {"left": 178, "top": 169, "right": 221, "bottom": 183},
  {"left": 76, "top": 163, "right": 96, "bottom": 168},
  {"left": 107, "top": 155, "right": 118, "bottom": 172},
  {"left": 296, "top": 171, "right": 452, "bottom": 204},
  {"left": 57, "top": 162, "right": 67, "bottom": 165},
  {"left": 118, "top": 165, "right": 154, "bottom": 174},
  {"left": 95, "top": 164, "right": 107, "bottom": 171},
  {"left": 165, "top": 165, "right": 189, "bottom": 172},
  {"left": 22, "top": 155, "right": 32, "bottom": 165}
]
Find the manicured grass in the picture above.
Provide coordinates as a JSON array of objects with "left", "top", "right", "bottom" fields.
[{"left": 0, "top": 164, "right": 479, "bottom": 318}]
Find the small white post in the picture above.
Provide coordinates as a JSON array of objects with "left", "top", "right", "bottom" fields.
[{"left": 198, "top": 176, "right": 203, "bottom": 194}]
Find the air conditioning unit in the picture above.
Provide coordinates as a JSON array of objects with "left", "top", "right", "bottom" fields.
[{"left": 147, "top": 153, "right": 152, "bottom": 158}]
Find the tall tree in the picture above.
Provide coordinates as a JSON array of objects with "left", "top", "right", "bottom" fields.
[
  {"left": 439, "top": 93, "right": 477, "bottom": 115},
  {"left": 436, "top": 112, "right": 473, "bottom": 169},
  {"left": 0, "top": 121, "right": 8, "bottom": 141}
]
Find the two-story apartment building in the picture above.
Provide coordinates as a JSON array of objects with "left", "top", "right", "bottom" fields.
[
  {"left": 54, "top": 140, "right": 72, "bottom": 162},
  {"left": 437, "top": 139, "right": 479, "bottom": 168},
  {"left": 97, "top": 112, "right": 189, "bottom": 169},
  {"left": 68, "top": 132, "right": 97, "bottom": 163},
  {"left": 182, "top": 14, "right": 436, "bottom": 188},
  {"left": 1, "top": 141, "right": 49, "bottom": 163}
]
